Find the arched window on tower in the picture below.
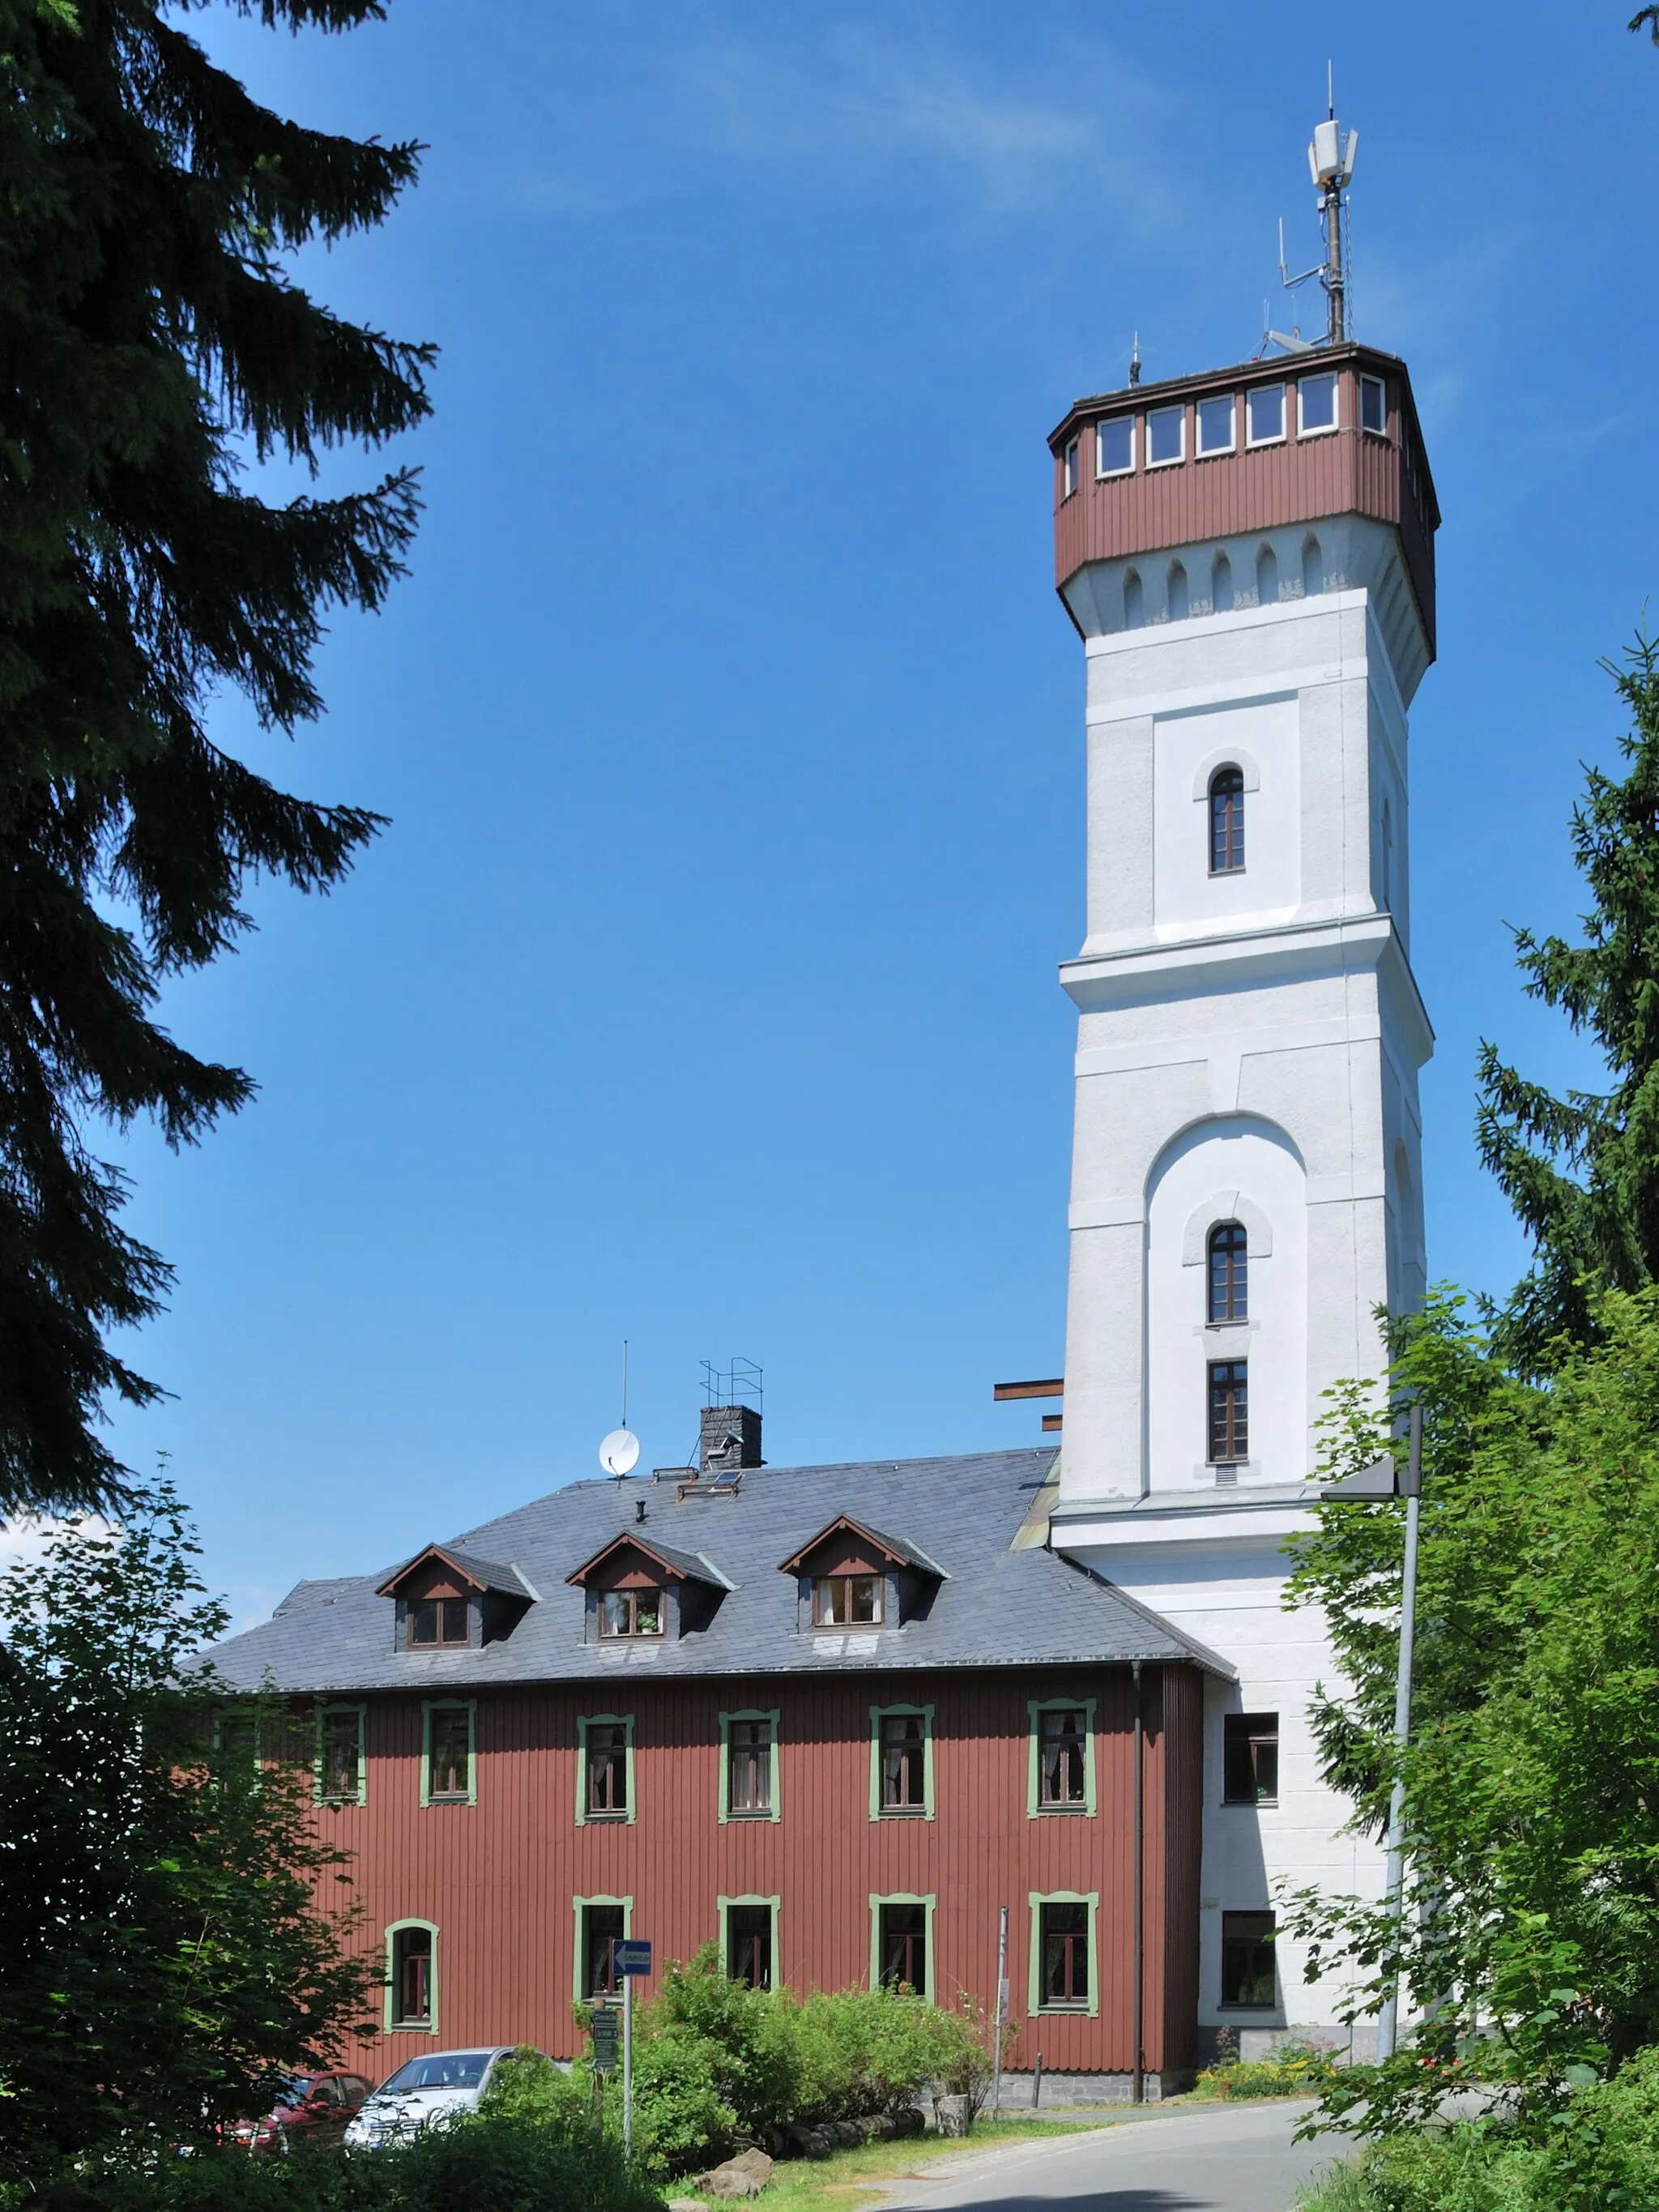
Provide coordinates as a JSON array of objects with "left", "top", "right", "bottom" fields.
[
  {"left": 1209, "top": 767, "right": 1245, "bottom": 874},
  {"left": 1208, "top": 1221, "right": 1248, "bottom": 1322}
]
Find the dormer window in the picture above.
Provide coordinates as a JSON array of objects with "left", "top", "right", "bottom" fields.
[
  {"left": 567, "top": 1533, "right": 731, "bottom": 1642},
  {"left": 377, "top": 1544, "right": 535, "bottom": 1654},
  {"left": 779, "top": 1514, "right": 947, "bottom": 1633},
  {"left": 411, "top": 1598, "right": 469, "bottom": 1648},
  {"left": 601, "top": 1588, "right": 663, "bottom": 1638},
  {"left": 814, "top": 1574, "right": 883, "bottom": 1628}
]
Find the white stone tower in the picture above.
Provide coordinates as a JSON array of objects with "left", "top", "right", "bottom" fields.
[{"left": 1041, "top": 344, "right": 1440, "bottom": 2057}]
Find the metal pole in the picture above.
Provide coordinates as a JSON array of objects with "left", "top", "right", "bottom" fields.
[
  {"left": 1375, "top": 1404, "right": 1422, "bottom": 2060},
  {"left": 1324, "top": 180, "right": 1345, "bottom": 342},
  {"left": 622, "top": 1964, "right": 633, "bottom": 2159},
  {"left": 1132, "top": 1659, "right": 1145, "bottom": 2103},
  {"left": 991, "top": 1906, "right": 1009, "bottom": 2120}
]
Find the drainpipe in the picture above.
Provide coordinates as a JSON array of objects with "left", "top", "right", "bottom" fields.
[{"left": 1132, "top": 1659, "right": 1145, "bottom": 2104}]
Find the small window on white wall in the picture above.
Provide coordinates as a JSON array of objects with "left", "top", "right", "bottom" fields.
[
  {"left": 1208, "top": 1223, "right": 1247, "bottom": 1322},
  {"left": 1209, "top": 767, "right": 1244, "bottom": 874}
]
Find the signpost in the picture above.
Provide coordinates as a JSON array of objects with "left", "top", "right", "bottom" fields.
[
  {"left": 590, "top": 2004, "right": 619, "bottom": 2073},
  {"left": 990, "top": 1907, "right": 1009, "bottom": 2118},
  {"left": 612, "top": 1939, "right": 653, "bottom": 2160}
]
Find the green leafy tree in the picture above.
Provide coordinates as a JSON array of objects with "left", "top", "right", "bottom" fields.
[
  {"left": 0, "top": 1480, "right": 375, "bottom": 2182},
  {"left": 1477, "top": 636, "right": 1659, "bottom": 1369},
  {"left": 1284, "top": 1291, "right": 1659, "bottom": 2136},
  {"left": 0, "top": 0, "right": 432, "bottom": 1518}
]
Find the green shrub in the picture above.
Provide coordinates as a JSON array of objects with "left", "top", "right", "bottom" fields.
[
  {"left": 1192, "top": 2039, "right": 1336, "bottom": 2101},
  {"left": 478, "top": 2045, "right": 592, "bottom": 2135}
]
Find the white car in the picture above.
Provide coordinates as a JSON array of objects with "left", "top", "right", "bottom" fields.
[{"left": 343, "top": 2048, "right": 520, "bottom": 2147}]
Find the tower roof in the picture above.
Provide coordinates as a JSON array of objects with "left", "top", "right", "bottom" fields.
[{"left": 1048, "top": 342, "right": 1438, "bottom": 658}]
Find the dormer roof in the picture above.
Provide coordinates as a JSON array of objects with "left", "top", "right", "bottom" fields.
[
  {"left": 566, "top": 1532, "right": 735, "bottom": 1594},
  {"left": 375, "top": 1544, "right": 536, "bottom": 1602},
  {"left": 777, "top": 1514, "right": 948, "bottom": 1581}
]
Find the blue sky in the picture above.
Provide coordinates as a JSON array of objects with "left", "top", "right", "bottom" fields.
[{"left": 80, "top": 2, "right": 1658, "bottom": 1621}]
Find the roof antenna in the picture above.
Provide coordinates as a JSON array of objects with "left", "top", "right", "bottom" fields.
[
  {"left": 1128, "top": 331, "right": 1141, "bottom": 387},
  {"left": 1266, "top": 65, "right": 1358, "bottom": 351},
  {"left": 599, "top": 1339, "right": 641, "bottom": 1480}
]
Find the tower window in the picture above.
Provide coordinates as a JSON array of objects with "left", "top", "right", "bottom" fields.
[
  {"left": 1096, "top": 417, "right": 1133, "bottom": 476},
  {"left": 1246, "top": 383, "right": 1286, "bottom": 446},
  {"left": 1061, "top": 437, "right": 1079, "bottom": 498},
  {"left": 1147, "top": 405, "right": 1184, "bottom": 466},
  {"left": 1220, "top": 1911, "right": 1277, "bottom": 2007},
  {"left": 1208, "top": 1221, "right": 1248, "bottom": 1322},
  {"left": 1208, "top": 1360, "right": 1248, "bottom": 1464},
  {"left": 1360, "top": 374, "right": 1387, "bottom": 435},
  {"left": 1298, "top": 371, "right": 1338, "bottom": 435},
  {"left": 1209, "top": 767, "right": 1245, "bottom": 874},
  {"left": 1196, "top": 395, "right": 1235, "bottom": 456},
  {"left": 1223, "top": 1713, "right": 1280, "bottom": 1804}
]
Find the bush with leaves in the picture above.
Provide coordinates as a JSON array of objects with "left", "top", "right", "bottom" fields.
[{"left": 0, "top": 1482, "right": 374, "bottom": 2186}]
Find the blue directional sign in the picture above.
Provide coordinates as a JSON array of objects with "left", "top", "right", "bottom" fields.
[{"left": 612, "top": 1938, "right": 653, "bottom": 1978}]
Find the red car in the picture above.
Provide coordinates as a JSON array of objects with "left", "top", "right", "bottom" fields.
[{"left": 232, "top": 2071, "right": 374, "bottom": 2154}]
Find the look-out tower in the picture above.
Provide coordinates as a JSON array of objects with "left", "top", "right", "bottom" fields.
[{"left": 1047, "top": 341, "right": 1437, "bottom": 1510}]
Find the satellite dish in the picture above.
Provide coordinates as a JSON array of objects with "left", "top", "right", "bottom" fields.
[{"left": 599, "top": 1428, "right": 640, "bottom": 1478}]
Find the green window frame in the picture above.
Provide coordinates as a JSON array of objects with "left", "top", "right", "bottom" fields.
[
  {"left": 576, "top": 1713, "right": 636, "bottom": 1826},
  {"left": 384, "top": 1918, "right": 440, "bottom": 2035},
  {"left": 420, "top": 1699, "right": 476, "bottom": 1807},
  {"left": 1027, "top": 1890, "right": 1100, "bottom": 2018},
  {"left": 868, "top": 1702, "right": 935, "bottom": 1821},
  {"left": 314, "top": 1702, "right": 367, "bottom": 1806},
  {"left": 718, "top": 1708, "right": 782, "bottom": 1823},
  {"left": 868, "top": 1892, "right": 936, "bottom": 2002},
  {"left": 573, "top": 1894, "right": 633, "bottom": 2005},
  {"left": 1026, "top": 1697, "right": 1097, "bottom": 1817},
  {"left": 718, "top": 1894, "right": 781, "bottom": 1989}
]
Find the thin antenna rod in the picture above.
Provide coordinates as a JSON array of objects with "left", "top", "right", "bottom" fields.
[
  {"left": 1327, "top": 58, "right": 1334, "bottom": 118},
  {"left": 621, "top": 1339, "right": 629, "bottom": 1428}
]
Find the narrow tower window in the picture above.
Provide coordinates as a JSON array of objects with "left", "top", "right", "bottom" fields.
[
  {"left": 1212, "top": 551, "right": 1233, "bottom": 613},
  {"left": 1208, "top": 1221, "right": 1248, "bottom": 1322},
  {"left": 1061, "top": 438, "right": 1079, "bottom": 498},
  {"left": 1209, "top": 767, "right": 1244, "bottom": 874},
  {"left": 1123, "top": 569, "right": 1144, "bottom": 629},
  {"left": 1208, "top": 1360, "right": 1248, "bottom": 1465},
  {"left": 1256, "top": 544, "right": 1279, "bottom": 606},
  {"left": 1168, "top": 560, "right": 1188, "bottom": 621},
  {"left": 1301, "top": 533, "right": 1324, "bottom": 597}
]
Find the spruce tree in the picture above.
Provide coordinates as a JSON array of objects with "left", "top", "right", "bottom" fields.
[
  {"left": 1477, "top": 634, "right": 1659, "bottom": 1367},
  {"left": 0, "top": 0, "right": 432, "bottom": 1514}
]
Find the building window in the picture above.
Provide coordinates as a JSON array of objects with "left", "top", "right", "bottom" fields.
[
  {"left": 720, "top": 1897, "right": 778, "bottom": 1990},
  {"left": 1147, "top": 404, "right": 1184, "bottom": 467},
  {"left": 316, "top": 1704, "right": 365, "bottom": 1805},
  {"left": 1360, "top": 374, "right": 1387, "bottom": 435},
  {"left": 1208, "top": 1360, "right": 1248, "bottom": 1464},
  {"left": 1027, "top": 1891, "right": 1098, "bottom": 2017},
  {"left": 1196, "top": 394, "right": 1235, "bottom": 457},
  {"left": 1029, "top": 1702, "right": 1094, "bottom": 1814},
  {"left": 1223, "top": 1713, "right": 1279, "bottom": 1804},
  {"left": 578, "top": 1715, "right": 633, "bottom": 1824},
  {"left": 1246, "top": 383, "right": 1286, "bottom": 446},
  {"left": 872, "top": 1706, "right": 932, "bottom": 1817},
  {"left": 1096, "top": 416, "right": 1134, "bottom": 476},
  {"left": 1298, "top": 371, "right": 1338, "bottom": 435},
  {"left": 409, "top": 1596, "right": 469, "bottom": 1648},
  {"left": 1061, "top": 437, "right": 1079, "bottom": 498},
  {"left": 1221, "top": 1910, "right": 1277, "bottom": 2006},
  {"left": 386, "top": 1922, "right": 437, "bottom": 2033},
  {"left": 815, "top": 1574, "right": 882, "bottom": 1627},
  {"left": 600, "top": 1587, "right": 662, "bottom": 1638},
  {"left": 422, "top": 1702, "right": 474, "bottom": 1805},
  {"left": 1208, "top": 1221, "right": 1248, "bottom": 1322},
  {"left": 1209, "top": 767, "right": 1244, "bottom": 874},
  {"left": 874, "top": 1898, "right": 932, "bottom": 1996},
  {"left": 576, "top": 1899, "right": 629, "bottom": 2001},
  {"left": 722, "top": 1714, "right": 775, "bottom": 1819}
]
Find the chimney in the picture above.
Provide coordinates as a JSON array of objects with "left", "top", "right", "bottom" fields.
[{"left": 699, "top": 1403, "right": 762, "bottom": 1475}]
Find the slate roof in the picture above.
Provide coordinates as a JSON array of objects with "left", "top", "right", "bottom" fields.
[{"left": 205, "top": 1447, "right": 1227, "bottom": 1693}]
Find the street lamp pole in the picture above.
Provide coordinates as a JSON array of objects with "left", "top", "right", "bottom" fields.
[{"left": 1321, "top": 1399, "right": 1422, "bottom": 2064}]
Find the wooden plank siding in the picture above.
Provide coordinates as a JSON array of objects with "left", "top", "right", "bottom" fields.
[
  {"left": 1049, "top": 346, "right": 1437, "bottom": 658},
  {"left": 305, "top": 1663, "right": 1205, "bottom": 2082}
]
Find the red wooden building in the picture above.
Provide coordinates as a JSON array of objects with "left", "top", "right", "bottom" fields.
[{"left": 211, "top": 1428, "right": 1226, "bottom": 2096}]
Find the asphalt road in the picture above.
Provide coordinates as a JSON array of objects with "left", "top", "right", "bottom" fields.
[{"left": 875, "top": 2102, "right": 1345, "bottom": 2212}]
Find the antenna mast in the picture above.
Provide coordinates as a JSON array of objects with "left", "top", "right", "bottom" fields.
[{"left": 1273, "top": 67, "right": 1358, "bottom": 348}]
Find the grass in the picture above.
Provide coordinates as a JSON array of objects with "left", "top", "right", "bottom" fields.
[{"left": 682, "top": 2116, "right": 1099, "bottom": 2212}]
